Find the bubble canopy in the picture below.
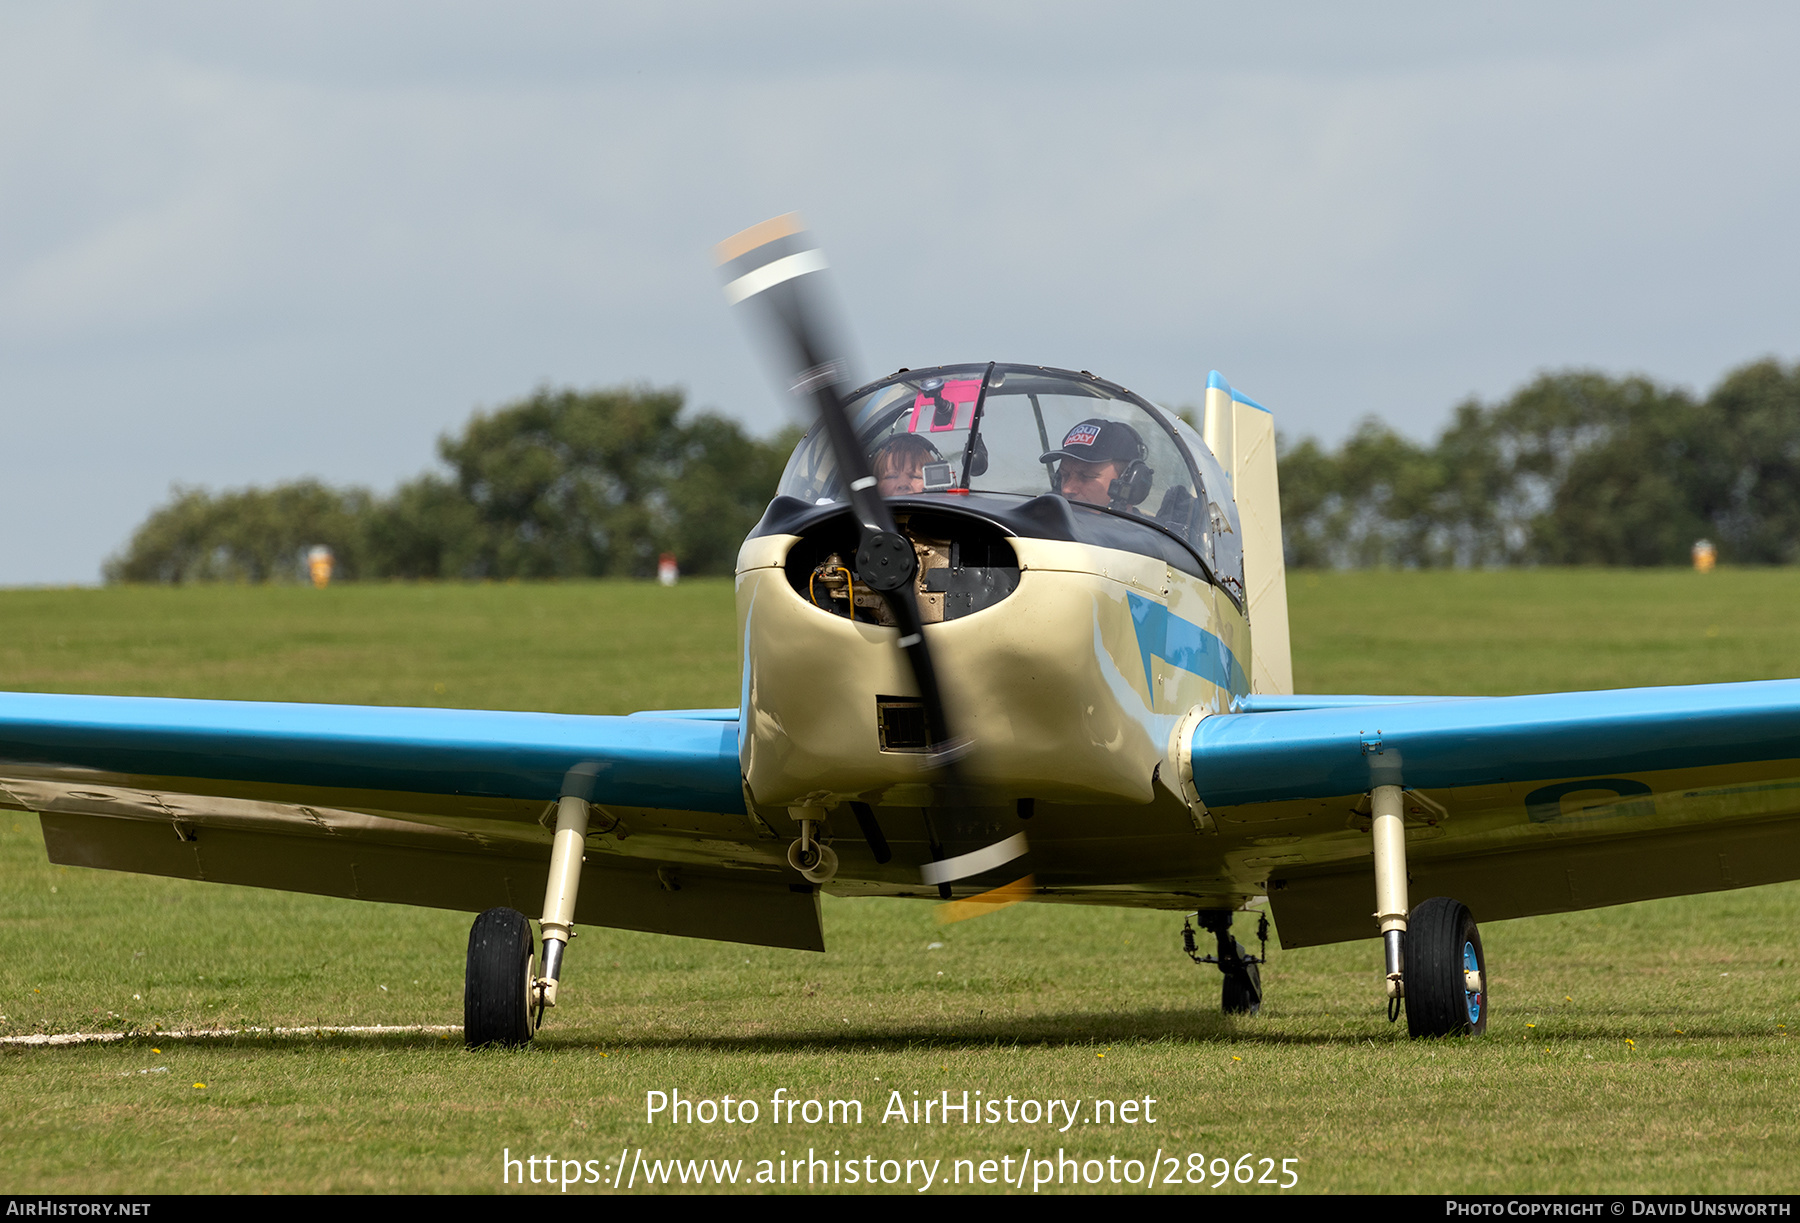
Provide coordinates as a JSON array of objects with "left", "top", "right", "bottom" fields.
[{"left": 774, "top": 363, "right": 1242, "bottom": 597}]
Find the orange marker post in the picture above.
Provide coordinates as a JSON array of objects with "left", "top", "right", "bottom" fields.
[{"left": 308, "top": 546, "right": 334, "bottom": 588}]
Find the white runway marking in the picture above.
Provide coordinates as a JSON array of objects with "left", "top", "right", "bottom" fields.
[{"left": 3, "top": 1023, "right": 461, "bottom": 1047}]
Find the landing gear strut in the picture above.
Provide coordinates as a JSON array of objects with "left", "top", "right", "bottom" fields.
[
  {"left": 465, "top": 792, "right": 592, "bottom": 1049},
  {"left": 785, "top": 811, "right": 839, "bottom": 884},
  {"left": 1371, "top": 784, "right": 1409, "bottom": 1023},
  {"left": 1366, "top": 783, "right": 1488, "bottom": 1038},
  {"left": 1184, "top": 910, "right": 1268, "bottom": 1016}
]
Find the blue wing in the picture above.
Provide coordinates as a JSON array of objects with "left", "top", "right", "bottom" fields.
[
  {"left": 17, "top": 677, "right": 1800, "bottom": 956},
  {"left": 0, "top": 692, "right": 822, "bottom": 951},
  {"left": 1192, "top": 679, "right": 1800, "bottom": 948}
]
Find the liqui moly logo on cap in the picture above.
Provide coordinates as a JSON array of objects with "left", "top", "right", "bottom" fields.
[{"left": 1062, "top": 423, "right": 1101, "bottom": 448}]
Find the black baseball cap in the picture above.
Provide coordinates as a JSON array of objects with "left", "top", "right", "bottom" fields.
[{"left": 1039, "top": 418, "right": 1147, "bottom": 466}]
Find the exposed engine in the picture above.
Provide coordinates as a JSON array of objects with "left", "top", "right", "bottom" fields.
[{"left": 784, "top": 508, "right": 1020, "bottom": 627}]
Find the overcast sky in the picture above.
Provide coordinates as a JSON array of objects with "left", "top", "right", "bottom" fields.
[{"left": 4, "top": 2, "right": 1799, "bottom": 583}]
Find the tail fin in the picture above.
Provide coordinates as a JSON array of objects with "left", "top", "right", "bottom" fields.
[{"left": 1202, "top": 371, "right": 1292, "bottom": 696}]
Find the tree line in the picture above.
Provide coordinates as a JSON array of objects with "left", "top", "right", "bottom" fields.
[
  {"left": 107, "top": 359, "right": 1800, "bottom": 583},
  {"left": 1279, "top": 358, "right": 1800, "bottom": 567},
  {"left": 106, "top": 387, "right": 799, "bottom": 583}
]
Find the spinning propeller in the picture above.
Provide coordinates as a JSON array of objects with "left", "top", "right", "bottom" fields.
[
  {"left": 716, "top": 215, "right": 1031, "bottom": 917},
  {"left": 715, "top": 216, "right": 959, "bottom": 767}
]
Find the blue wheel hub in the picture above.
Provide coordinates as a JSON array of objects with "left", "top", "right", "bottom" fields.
[{"left": 1463, "top": 940, "right": 1483, "bottom": 1024}]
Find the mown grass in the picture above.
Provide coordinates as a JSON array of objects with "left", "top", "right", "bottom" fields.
[
  {"left": 1289, "top": 567, "right": 1800, "bottom": 695},
  {"left": 2, "top": 571, "right": 1798, "bottom": 1194},
  {"left": 0, "top": 580, "right": 741, "bottom": 713}
]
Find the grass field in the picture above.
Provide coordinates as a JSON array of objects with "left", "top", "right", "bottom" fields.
[{"left": 3, "top": 571, "right": 1799, "bottom": 1194}]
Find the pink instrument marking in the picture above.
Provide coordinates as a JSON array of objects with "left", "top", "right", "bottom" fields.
[{"left": 907, "top": 379, "right": 982, "bottom": 434}]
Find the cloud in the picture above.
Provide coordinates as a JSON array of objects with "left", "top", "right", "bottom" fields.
[{"left": 2, "top": 3, "right": 1799, "bottom": 581}]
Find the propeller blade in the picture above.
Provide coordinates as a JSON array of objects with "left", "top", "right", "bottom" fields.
[
  {"left": 716, "top": 215, "right": 1029, "bottom": 908},
  {"left": 716, "top": 215, "right": 961, "bottom": 761},
  {"left": 922, "top": 833, "right": 1036, "bottom": 924}
]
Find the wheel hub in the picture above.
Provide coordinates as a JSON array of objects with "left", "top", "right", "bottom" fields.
[{"left": 1463, "top": 940, "right": 1483, "bottom": 1025}]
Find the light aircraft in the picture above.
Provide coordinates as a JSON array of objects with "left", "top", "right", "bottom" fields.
[{"left": 9, "top": 215, "right": 1800, "bottom": 1046}]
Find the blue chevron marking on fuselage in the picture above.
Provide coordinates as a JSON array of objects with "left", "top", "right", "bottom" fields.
[{"left": 1126, "top": 591, "right": 1249, "bottom": 699}]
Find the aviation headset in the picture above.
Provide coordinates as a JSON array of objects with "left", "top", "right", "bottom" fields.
[{"left": 1110, "top": 451, "right": 1155, "bottom": 509}]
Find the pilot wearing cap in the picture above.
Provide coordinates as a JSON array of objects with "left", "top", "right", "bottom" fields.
[{"left": 1040, "top": 418, "right": 1152, "bottom": 509}]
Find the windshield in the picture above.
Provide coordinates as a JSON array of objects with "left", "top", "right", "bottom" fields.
[{"left": 777, "top": 364, "right": 1212, "bottom": 547}]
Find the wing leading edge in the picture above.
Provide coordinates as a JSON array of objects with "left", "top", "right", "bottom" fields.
[
  {"left": 1190, "top": 679, "right": 1800, "bottom": 947},
  {"left": 0, "top": 692, "right": 745, "bottom": 810},
  {"left": 0, "top": 692, "right": 824, "bottom": 952}
]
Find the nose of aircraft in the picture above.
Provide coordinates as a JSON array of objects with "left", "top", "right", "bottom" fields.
[{"left": 719, "top": 215, "right": 1031, "bottom": 904}]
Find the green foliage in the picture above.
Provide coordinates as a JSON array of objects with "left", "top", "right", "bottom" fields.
[
  {"left": 107, "top": 387, "right": 794, "bottom": 583},
  {"left": 1280, "top": 359, "right": 1800, "bottom": 567},
  {"left": 442, "top": 385, "right": 684, "bottom": 578},
  {"left": 1278, "top": 420, "right": 1443, "bottom": 568},
  {"left": 103, "top": 481, "right": 376, "bottom": 584},
  {"left": 1705, "top": 359, "right": 1800, "bottom": 563},
  {"left": 109, "top": 360, "right": 1800, "bottom": 579},
  {"left": 663, "top": 419, "right": 804, "bottom": 579},
  {"left": 361, "top": 473, "right": 483, "bottom": 581},
  {"left": 1515, "top": 373, "right": 1711, "bottom": 565}
]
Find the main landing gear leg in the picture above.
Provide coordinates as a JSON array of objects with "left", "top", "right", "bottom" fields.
[
  {"left": 464, "top": 793, "right": 589, "bottom": 1049},
  {"left": 1370, "top": 784, "right": 1410, "bottom": 1025},
  {"left": 1184, "top": 910, "right": 1267, "bottom": 1016},
  {"left": 1369, "top": 784, "right": 1489, "bottom": 1037}
]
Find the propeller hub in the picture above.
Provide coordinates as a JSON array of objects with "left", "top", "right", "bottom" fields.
[{"left": 855, "top": 531, "right": 915, "bottom": 592}]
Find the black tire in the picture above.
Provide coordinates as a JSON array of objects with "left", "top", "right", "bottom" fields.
[
  {"left": 465, "top": 907, "right": 536, "bottom": 1048},
  {"left": 1221, "top": 940, "right": 1262, "bottom": 1016},
  {"left": 1403, "top": 896, "right": 1487, "bottom": 1038}
]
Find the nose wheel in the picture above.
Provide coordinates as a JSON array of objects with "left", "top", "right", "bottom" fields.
[
  {"left": 1184, "top": 911, "right": 1268, "bottom": 1016},
  {"left": 1220, "top": 951, "right": 1263, "bottom": 1016}
]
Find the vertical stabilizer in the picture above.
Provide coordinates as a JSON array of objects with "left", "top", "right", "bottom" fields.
[{"left": 1203, "top": 371, "right": 1293, "bottom": 696}]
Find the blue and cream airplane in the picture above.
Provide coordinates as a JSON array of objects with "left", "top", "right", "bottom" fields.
[{"left": 7, "top": 216, "right": 1800, "bottom": 1045}]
